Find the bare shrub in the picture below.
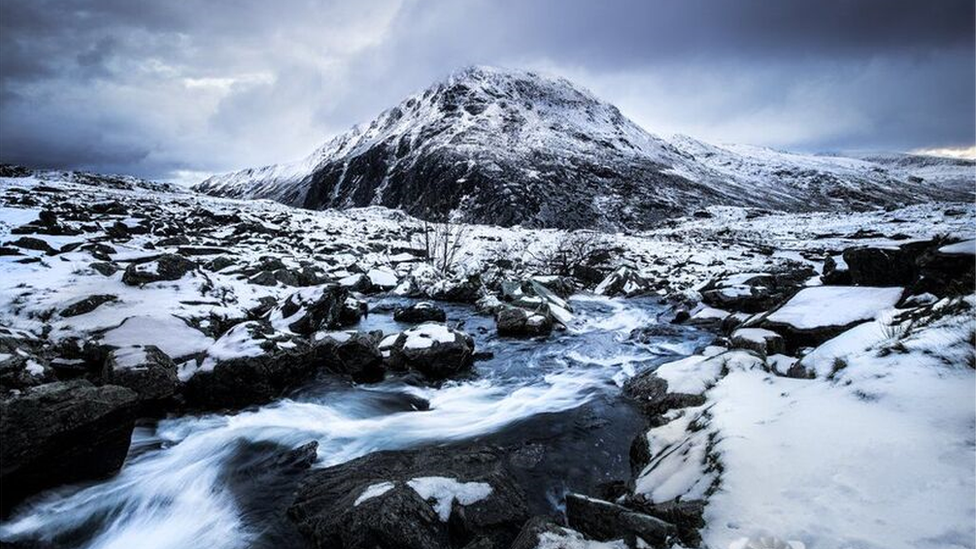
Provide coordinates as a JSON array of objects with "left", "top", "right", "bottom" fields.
[
  {"left": 413, "top": 218, "right": 468, "bottom": 275},
  {"left": 527, "top": 231, "right": 609, "bottom": 276}
]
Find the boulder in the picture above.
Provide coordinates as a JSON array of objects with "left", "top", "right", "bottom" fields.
[
  {"left": 6, "top": 236, "right": 56, "bottom": 254},
  {"left": 429, "top": 274, "right": 483, "bottom": 303},
  {"left": 60, "top": 294, "right": 117, "bottom": 317},
  {"left": 183, "top": 321, "right": 318, "bottom": 409},
  {"left": 312, "top": 331, "right": 385, "bottom": 382},
  {"left": 509, "top": 516, "right": 570, "bottom": 549},
  {"left": 288, "top": 445, "right": 529, "bottom": 549},
  {"left": 380, "top": 323, "right": 476, "bottom": 380},
  {"left": 268, "top": 284, "right": 348, "bottom": 335},
  {"left": 625, "top": 496, "right": 705, "bottom": 548},
  {"left": 759, "top": 286, "right": 904, "bottom": 351},
  {"left": 730, "top": 328, "right": 785, "bottom": 357},
  {"left": 0, "top": 380, "right": 139, "bottom": 516},
  {"left": 564, "top": 493, "right": 677, "bottom": 548},
  {"left": 339, "top": 297, "right": 369, "bottom": 326},
  {"left": 701, "top": 263, "right": 816, "bottom": 314},
  {"left": 495, "top": 306, "right": 553, "bottom": 337},
  {"left": 102, "top": 345, "right": 179, "bottom": 404},
  {"left": 0, "top": 328, "right": 51, "bottom": 392},
  {"left": 623, "top": 370, "right": 705, "bottom": 419},
  {"left": 594, "top": 266, "right": 653, "bottom": 297},
  {"left": 394, "top": 302, "right": 448, "bottom": 323},
  {"left": 820, "top": 254, "right": 852, "bottom": 285},
  {"left": 842, "top": 245, "right": 916, "bottom": 287},
  {"left": 121, "top": 254, "right": 196, "bottom": 286}
]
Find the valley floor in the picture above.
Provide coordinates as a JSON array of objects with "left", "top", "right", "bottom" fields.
[{"left": 0, "top": 172, "right": 973, "bottom": 549}]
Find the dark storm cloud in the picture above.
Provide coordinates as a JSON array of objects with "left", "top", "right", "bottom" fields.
[{"left": 0, "top": 0, "right": 973, "bottom": 181}]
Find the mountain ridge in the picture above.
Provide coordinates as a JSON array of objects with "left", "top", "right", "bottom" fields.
[{"left": 195, "top": 66, "right": 974, "bottom": 229}]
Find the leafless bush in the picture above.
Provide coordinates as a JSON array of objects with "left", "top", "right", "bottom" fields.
[
  {"left": 413, "top": 218, "right": 468, "bottom": 275},
  {"left": 527, "top": 231, "right": 610, "bottom": 276}
]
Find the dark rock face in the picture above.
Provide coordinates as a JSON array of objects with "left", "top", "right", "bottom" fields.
[
  {"left": 495, "top": 306, "right": 553, "bottom": 337},
  {"left": 730, "top": 329, "right": 785, "bottom": 358},
  {"left": 394, "top": 302, "right": 447, "bottom": 323},
  {"left": 183, "top": 321, "right": 319, "bottom": 409},
  {"left": 312, "top": 331, "right": 385, "bottom": 382},
  {"left": 509, "top": 516, "right": 569, "bottom": 549},
  {"left": 625, "top": 496, "right": 705, "bottom": 548},
  {"left": 269, "top": 284, "right": 348, "bottom": 335},
  {"left": 842, "top": 246, "right": 917, "bottom": 287},
  {"left": 60, "top": 294, "right": 118, "bottom": 317},
  {"left": 821, "top": 255, "right": 852, "bottom": 285},
  {"left": 102, "top": 345, "right": 179, "bottom": 404},
  {"left": 564, "top": 493, "right": 677, "bottom": 548},
  {"left": 0, "top": 380, "right": 139, "bottom": 516},
  {"left": 381, "top": 324, "right": 476, "bottom": 380},
  {"left": 288, "top": 445, "right": 529, "bottom": 549},
  {"left": 623, "top": 370, "right": 705, "bottom": 419},
  {"left": 121, "top": 254, "right": 196, "bottom": 286}
]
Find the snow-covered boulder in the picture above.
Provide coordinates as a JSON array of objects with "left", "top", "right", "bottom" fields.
[
  {"left": 182, "top": 320, "right": 317, "bottom": 408},
  {"left": 268, "top": 284, "right": 348, "bottom": 335},
  {"left": 380, "top": 323, "right": 475, "bottom": 380},
  {"left": 102, "top": 345, "right": 179, "bottom": 404},
  {"left": 495, "top": 306, "right": 553, "bottom": 337},
  {"left": 121, "top": 254, "right": 196, "bottom": 286},
  {"left": 760, "top": 286, "right": 903, "bottom": 350},
  {"left": 595, "top": 266, "right": 653, "bottom": 297},
  {"left": 701, "top": 264, "right": 816, "bottom": 314},
  {"left": 731, "top": 328, "right": 785, "bottom": 357}
]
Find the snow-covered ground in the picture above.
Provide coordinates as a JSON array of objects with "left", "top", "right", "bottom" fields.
[{"left": 1, "top": 171, "right": 974, "bottom": 549}]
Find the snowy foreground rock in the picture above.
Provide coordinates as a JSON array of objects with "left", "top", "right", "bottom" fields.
[{"left": 0, "top": 170, "right": 973, "bottom": 547}]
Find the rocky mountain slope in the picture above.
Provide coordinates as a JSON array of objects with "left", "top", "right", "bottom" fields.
[{"left": 195, "top": 66, "right": 974, "bottom": 229}]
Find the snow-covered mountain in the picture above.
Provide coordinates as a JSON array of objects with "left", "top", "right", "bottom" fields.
[{"left": 195, "top": 66, "right": 974, "bottom": 229}]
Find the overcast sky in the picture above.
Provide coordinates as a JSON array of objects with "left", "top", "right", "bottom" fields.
[{"left": 1, "top": 0, "right": 973, "bottom": 182}]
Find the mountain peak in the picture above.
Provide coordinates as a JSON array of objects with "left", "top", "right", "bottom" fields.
[{"left": 195, "top": 67, "right": 974, "bottom": 229}]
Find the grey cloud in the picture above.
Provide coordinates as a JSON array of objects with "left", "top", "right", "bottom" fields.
[{"left": 0, "top": 0, "right": 972, "bottom": 180}]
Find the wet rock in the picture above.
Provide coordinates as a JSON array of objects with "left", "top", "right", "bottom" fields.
[
  {"left": 268, "top": 284, "right": 348, "bottom": 335},
  {"left": 102, "top": 345, "right": 179, "bottom": 404},
  {"left": 394, "top": 302, "right": 447, "bottom": 323},
  {"left": 495, "top": 306, "right": 553, "bottom": 337},
  {"left": 564, "top": 493, "right": 676, "bottom": 548},
  {"left": 340, "top": 297, "right": 369, "bottom": 326},
  {"left": 60, "top": 294, "right": 117, "bottom": 317},
  {"left": 625, "top": 496, "right": 705, "bottom": 548},
  {"left": 0, "top": 380, "right": 139, "bottom": 516},
  {"left": 312, "top": 330, "right": 385, "bottom": 382},
  {"left": 380, "top": 323, "right": 476, "bottom": 380},
  {"left": 121, "top": 254, "right": 196, "bottom": 285},
  {"left": 288, "top": 445, "right": 529, "bottom": 549}
]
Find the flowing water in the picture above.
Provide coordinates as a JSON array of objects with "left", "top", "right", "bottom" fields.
[{"left": 0, "top": 295, "right": 710, "bottom": 549}]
